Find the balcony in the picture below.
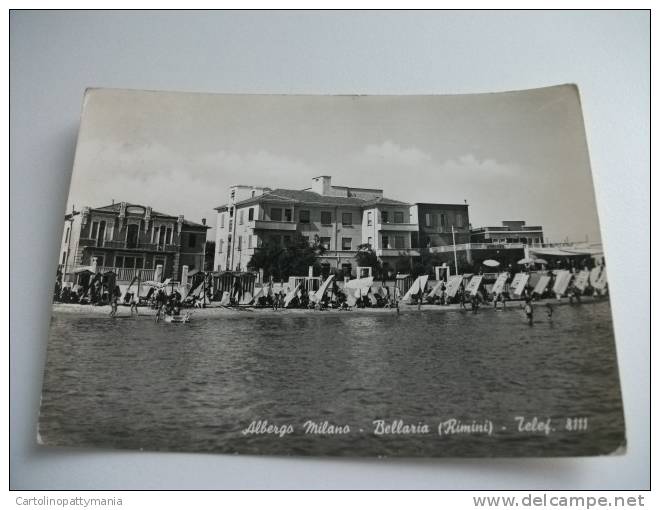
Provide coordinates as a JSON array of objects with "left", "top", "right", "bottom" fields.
[
  {"left": 376, "top": 222, "right": 419, "bottom": 232},
  {"left": 86, "top": 240, "right": 178, "bottom": 252},
  {"left": 250, "top": 220, "right": 297, "bottom": 231}
]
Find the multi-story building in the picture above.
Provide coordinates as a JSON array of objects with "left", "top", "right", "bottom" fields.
[
  {"left": 214, "top": 176, "right": 470, "bottom": 278},
  {"left": 414, "top": 202, "right": 471, "bottom": 248},
  {"left": 470, "top": 220, "right": 544, "bottom": 245},
  {"left": 59, "top": 202, "right": 209, "bottom": 283},
  {"left": 427, "top": 220, "right": 544, "bottom": 272}
]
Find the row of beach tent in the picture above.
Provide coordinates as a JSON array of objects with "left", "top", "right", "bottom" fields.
[{"left": 400, "top": 265, "right": 608, "bottom": 303}]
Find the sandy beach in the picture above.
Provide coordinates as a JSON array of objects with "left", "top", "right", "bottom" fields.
[{"left": 51, "top": 295, "right": 606, "bottom": 318}]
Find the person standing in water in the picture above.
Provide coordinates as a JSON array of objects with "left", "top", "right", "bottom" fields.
[
  {"left": 109, "top": 285, "right": 120, "bottom": 318},
  {"left": 524, "top": 298, "right": 534, "bottom": 325}
]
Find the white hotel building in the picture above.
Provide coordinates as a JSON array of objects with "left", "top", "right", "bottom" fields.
[{"left": 213, "top": 176, "right": 430, "bottom": 277}]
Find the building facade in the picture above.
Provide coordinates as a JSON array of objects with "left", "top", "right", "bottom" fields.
[
  {"left": 470, "top": 220, "right": 544, "bottom": 245},
  {"left": 59, "top": 202, "right": 209, "bottom": 283},
  {"left": 414, "top": 202, "right": 471, "bottom": 248},
  {"left": 426, "top": 220, "right": 544, "bottom": 272},
  {"left": 214, "top": 176, "right": 470, "bottom": 277}
]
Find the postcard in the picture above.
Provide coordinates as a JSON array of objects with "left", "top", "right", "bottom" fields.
[{"left": 39, "top": 85, "right": 625, "bottom": 457}]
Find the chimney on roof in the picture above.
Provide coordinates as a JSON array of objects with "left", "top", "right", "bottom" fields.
[
  {"left": 311, "top": 175, "right": 332, "bottom": 196},
  {"left": 201, "top": 218, "right": 206, "bottom": 226},
  {"left": 112, "top": 199, "right": 115, "bottom": 205}
]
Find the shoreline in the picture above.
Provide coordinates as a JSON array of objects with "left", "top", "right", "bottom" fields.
[{"left": 51, "top": 296, "right": 608, "bottom": 318}]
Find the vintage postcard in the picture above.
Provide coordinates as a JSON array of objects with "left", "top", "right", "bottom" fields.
[{"left": 39, "top": 85, "right": 625, "bottom": 457}]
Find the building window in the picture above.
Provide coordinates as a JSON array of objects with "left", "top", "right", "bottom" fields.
[
  {"left": 91, "top": 221, "right": 99, "bottom": 238},
  {"left": 367, "top": 236, "right": 372, "bottom": 247},
  {"left": 321, "top": 211, "right": 332, "bottom": 225},
  {"left": 381, "top": 211, "right": 389, "bottom": 223},
  {"left": 248, "top": 208, "right": 254, "bottom": 221},
  {"left": 342, "top": 213, "right": 352, "bottom": 226},
  {"left": 440, "top": 214, "right": 447, "bottom": 229},
  {"left": 394, "top": 211, "right": 404, "bottom": 224},
  {"left": 239, "top": 210, "right": 244, "bottom": 225},
  {"left": 342, "top": 237, "right": 352, "bottom": 250},
  {"left": 218, "top": 239, "right": 223, "bottom": 253},
  {"left": 284, "top": 209, "right": 292, "bottom": 222},
  {"left": 166, "top": 227, "right": 173, "bottom": 245},
  {"left": 248, "top": 235, "right": 252, "bottom": 249},
  {"left": 188, "top": 233, "right": 196, "bottom": 248},
  {"left": 395, "top": 235, "right": 404, "bottom": 249},
  {"left": 300, "top": 210, "right": 310, "bottom": 224},
  {"left": 341, "top": 263, "right": 352, "bottom": 277},
  {"left": 64, "top": 227, "right": 70, "bottom": 243},
  {"left": 456, "top": 213, "right": 463, "bottom": 228},
  {"left": 367, "top": 211, "right": 372, "bottom": 226},
  {"left": 237, "top": 236, "right": 242, "bottom": 250},
  {"left": 271, "top": 208, "right": 282, "bottom": 221},
  {"left": 228, "top": 219, "right": 233, "bottom": 231},
  {"left": 382, "top": 235, "right": 389, "bottom": 249},
  {"left": 425, "top": 213, "right": 432, "bottom": 227},
  {"left": 320, "top": 237, "right": 331, "bottom": 250},
  {"left": 220, "top": 214, "right": 225, "bottom": 228}
]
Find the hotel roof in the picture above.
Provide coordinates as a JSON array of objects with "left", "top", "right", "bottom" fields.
[
  {"left": 81, "top": 203, "right": 209, "bottom": 229},
  {"left": 220, "top": 188, "right": 409, "bottom": 209}
]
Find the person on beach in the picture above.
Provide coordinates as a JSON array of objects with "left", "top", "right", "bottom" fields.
[
  {"left": 524, "top": 299, "right": 534, "bottom": 325},
  {"left": 493, "top": 292, "right": 506, "bottom": 310},
  {"left": 545, "top": 302, "right": 553, "bottom": 320},
  {"left": 128, "top": 291, "right": 139, "bottom": 316},
  {"left": 459, "top": 285, "right": 467, "bottom": 310},
  {"left": 439, "top": 281, "right": 447, "bottom": 305},
  {"left": 471, "top": 294, "right": 479, "bottom": 314},
  {"left": 154, "top": 289, "right": 167, "bottom": 322},
  {"left": 109, "top": 285, "right": 120, "bottom": 318}
]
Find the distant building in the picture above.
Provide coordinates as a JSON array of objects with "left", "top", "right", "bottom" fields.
[
  {"left": 213, "top": 176, "right": 468, "bottom": 277},
  {"left": 470, "top": 220, "right": 544, "bottom": 245},
  {"left": 414, "top": 203, "right": 471, "bottom": 248},
  {"left": 59, "top": 202, "right": 209, "bottom": 283},
  {"left": 427, "top": 220, "right": 544, "bottom": 272}
]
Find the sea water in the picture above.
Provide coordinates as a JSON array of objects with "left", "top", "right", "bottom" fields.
[{"left": 39, "top": 301, "right": 625, "bottom": 457}]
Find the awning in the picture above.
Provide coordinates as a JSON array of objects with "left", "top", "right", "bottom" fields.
[
  {"left": 72, "top": 265, "right": 95, "bottom": 274},
  {"left": 529, "top": 247, "right": 604, "bottom": 257}
]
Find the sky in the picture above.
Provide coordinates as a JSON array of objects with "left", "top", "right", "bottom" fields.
[{"left": 67, "top": 85, "right": 602, "bottom": 244}]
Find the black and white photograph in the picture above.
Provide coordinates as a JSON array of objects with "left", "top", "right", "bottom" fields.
[{"left": 38, "top": 84, "right": 625, "bottom": 458}]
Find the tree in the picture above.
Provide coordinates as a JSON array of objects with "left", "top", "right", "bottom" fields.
[
  {"left": 248, "top": 234, "right": 325, "bottom": 281},
  {"left": 355, "top": 244, "right": 381, "bottom": 277},
  {"left": 204, "top": 241, "right": 215, "bottom": 271},
  {"left": 395, "top": 257, "right": 411, "bottom": 275}
]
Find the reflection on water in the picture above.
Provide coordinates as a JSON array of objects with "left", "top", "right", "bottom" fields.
[{"left": 39, "top": 302, "right": 625, "bottom": 456}]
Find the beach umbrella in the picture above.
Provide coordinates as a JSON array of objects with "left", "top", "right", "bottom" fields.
[
  {"left": 517, "top": 257, "right": 535, "bottom": 265},
  {"left": 534, "top": 258, "right": 548, "bottom": 265},
  {"left": 482, "top": 259, "right": 500, "bottom": 267}
]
